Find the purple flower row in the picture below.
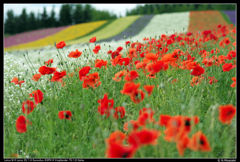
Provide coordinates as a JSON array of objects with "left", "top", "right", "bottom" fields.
[
  {"left": 4, "top": 26, "right": 69, "bottom": 48},
  {"left": 223, "top": 10, "right": 236, "bottom": 25}
]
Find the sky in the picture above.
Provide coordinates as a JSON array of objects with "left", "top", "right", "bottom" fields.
[{"left": 4, "top": 3, "right": 144, "bottom": 20}]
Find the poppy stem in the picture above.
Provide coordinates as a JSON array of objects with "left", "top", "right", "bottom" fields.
[
  {"left": 61, "top": 48, "right": 71, "bottom": 70},
  {"left": 56, "top": 48, "right": 69, "bottom": 71},
  {"left": 23, "top": 53, "right": 36, "bottom": 77},
  {"left": 25, "top": 52, "right": 38, "bottom": 74}
]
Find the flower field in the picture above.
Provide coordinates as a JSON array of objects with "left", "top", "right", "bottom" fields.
[
  {"left": 188, "top": 10, "right": 230, "bottom": 33},
  {"left": 222, "top": 11, "right": 236, "bottom": 25},
  {"left": 128, "top": 12, "right": 190, "bottom": 42},
  {"left": 3, "top": 11, "right": 236, "bottom": 159},
  {"left": 98, "top": 15, "right": 154, "bottom": 42},
  {"left": 4, "top": 25, "right": 69, "bottom": 48},
  {"left": 67, "top": 15, "right": 140, "bottom": 45},
  {"left": 4, "top": 20, "right": 107, "bottom": 52}
]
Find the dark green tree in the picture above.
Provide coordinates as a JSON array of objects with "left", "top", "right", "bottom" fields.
[
  {"left": 18, "top": 8, "right": 28, "bottom": 33},
  {"left": 73, "top": 4, "right": 84, "bottom": 24},
  {"left": 4, "top": 10, "right": 16, "bottom": 34},
  {"left": 83, "top": 4, "right": 92, "bottom": 22},
  {"left": 41, "top": 7, "right": 49, "bottom": 28},
  {"left": 47, "top": 6, "right": 58, "bottom": 27},
  {"left": 59, "top": 4, "right": 73, "bottom": 26},
  {"left": 28, "top": 11, "right": 37, "bottom": 31}
]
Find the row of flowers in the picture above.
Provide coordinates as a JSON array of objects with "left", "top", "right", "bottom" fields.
[
  {"left": 5, "top": 20, "right": 107, "bottom": 52},
  {"left": 4, "top": 25, "right": 69, "bottom": 48},
  {"left": 188, "top": 10, "right": 231, "bottom": 33},
  {"left": 129, "top": 12, "right": 190, "bottom": 42},
  {"left": 67, "top": 15, "right": 140, "bottom": 45}
]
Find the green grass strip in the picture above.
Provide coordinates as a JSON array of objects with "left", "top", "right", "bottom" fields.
[
  {"left": 70, "top": 19, "right": 115, "bottom": 41},
  {"left": 67, "top": 15, "right": 140, "bottom": 45}
]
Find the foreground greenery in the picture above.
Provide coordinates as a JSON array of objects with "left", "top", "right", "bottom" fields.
[{"left": 4, "top": 25, "right": 236, "bottom": 158}]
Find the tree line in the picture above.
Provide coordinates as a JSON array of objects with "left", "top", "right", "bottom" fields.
[
  {"left": 4, "top": 4, "right": 117, "bottom": 35},
  {"left": 126, "top": 4, "right": 235, "bottom": 16},
  {"left": 4, "top": 4, "right": 236, "bottom": 35}
]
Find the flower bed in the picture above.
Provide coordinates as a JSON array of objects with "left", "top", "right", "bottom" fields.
[
  {"left": 128, "top": 12, "right": 190, "bottom": 42},
  {"left": 188, "top": 10, "right": 229, "bottom": 33},
  {"left": 4, "top": 26, "right": 69, "bottom": 48},
  {"left": 98, "top": 15, "right": 154, "bottom": 42},
  {"left": 5, "top": 20, "right": 107, "bottom": 52},
  {"left": 223, "top": 10, "right": 236, "bottom": 25},
  {"left": 67, "top": 15, "right": 140, "bottom": 45}
]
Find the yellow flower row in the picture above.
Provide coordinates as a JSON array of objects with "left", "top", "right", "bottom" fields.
[
  {"left": 68, "top": 15, "right": 140, "bottom": 45},
  {"left": 5, "top": 20, "right": 107, "bottom": 52}
]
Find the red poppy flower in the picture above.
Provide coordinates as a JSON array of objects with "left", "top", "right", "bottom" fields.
[
  {"left": 176, "top": 132, "right": 190, "bottom": 156},
  {"left": 29, "top": 89, "right": 44, "bottom": 105},
  {"left": 125, "top": 41, "right": 131, "bottom": 45},
  {"left": 120, "top": 57, "right": 131, "bottom": 66},
  {"left": 127, "top": 128, "right": 160, "bottom": 148},
  {"left": 190, "top": 76, "right": 204, "bottom": 87},
  {"left": 79, "top": 66, "right": 91, "bottom": 81},
  {"left": 123, "top": 120, "right": 140, "bottom": 132},
  {"left": 143, "top": 85, "right": 154, "bottom": 96},
  {"left": 106, "top": 131, "right": 126, "bottom": 145},
  {"left": 224, "top": 37, "right": 230, "bottom": 45},
  {"left": 208, "top": 76, "right": 218, "bottom": 85},
  {"left": 144, "top": 53, "right": 158, "bottom": 62},
  {"left": 82, "top": 72, "right": 101, "bottom": 89},
  {"left": 32, "top": 74, "right": 42, "bottom": 82},
  {"left": 130, "top": 89, "right": 145, "bottom": 104},
  {"left": 112, "top": 70, "right": 127, "bottom": 82},
  {"left": 111, "top": 51, "right": 120, "bottom": 59},
  {"left": 16, "top": 115, "right": 30, "bottom": 133},
  {"left": 11, "top": 77, "right": 25, "bottom": 87},
  {"left": 228, "top": 50, "right": 236, "bottom": 58},
  {"left": 135, "top": 62, "right": 147, "bottom": 69},
  {"left": 164, "top": 116, "right": 183, "bottom": 142},
  {"left": 56, "top": 41, "right": 66, "bottom": 49},
  {"left": 218, "top": 105, "right": 236, "bottom": 124},
  {"left": 146, "top": 60, "right": 168, "bottom": 75},
  {"left": 188, "top": 131, "right": 211, "bottom": 152},
  {"left": 106, "top": 142, "right": 136, "bottom": 158},
  {"left": 51, "top": 70, "right": 66, "bottom": 82},
  {"left": 116, "top": 46, "right": 123, "bottom": 52},
  {"left": 128, "top": 48, "right": 137, "bottom": 58},
  {"left": 231, "top": 77, "right": 236, "bottom": 88},
  {"left": 68, "top": 49, "right": 82, "bottom": 58},
  {"left": 137, "top": 108, "right": 154, "bottom": 126},
  {"left": 45, "top": 59, "right": 53, "bottom": 65},
  {"left": 114, "top": 106, "right": 126, "bottom": 119},
  {"left": 159, "top": 114, "right": 172, "bottom": 127},
  {"left": 202, "top": 58, "right": 213, "bottom": 67},
  {"left": 107, "top": 50, "right": 113, "bottom": 54},
  {"left": 22, "top": 100, "right": 36, "bottom": 114},
  {"left": 120, "top": 82, "right": 140, "bottom": 96},
  {"left": 137, "top": 112, "right": 150, "bottom": 126},
  {"left": 124, "top": 70, "right": 139, "bottom": 82},
  {"left": 95, "top": 59, "right": 108, "bottom": 69},
  {"left": 186, "top": 32, "right": 192, "bottom": 36},
  {"left": 97, "top": 93, "right": 114, "bottom": 118},
  {"left": 58, "top": 110, "right": 72, "bottom": 120},
  {"left": 190, "top": 65, "right": 205, "bottom": 76},
  {"left": 89, "top": 36, "right": 96, "bottom": 43},
  {"left": 222, "top": 63, "right": 235, "bottom": 72},
  {"left": 93, "top": 45, "right": 101, "bottom": 54},
  {"left": 39, "top": 66, "right": 56, "bottom": 75}
]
